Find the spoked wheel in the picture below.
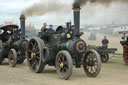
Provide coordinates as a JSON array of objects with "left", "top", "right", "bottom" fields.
[
  {"left": 123, "top": 47, "right": 128, "bottom": 64},
  {"left": 56, "top": 51, "right": 73, "bottom": 80},
  {"left": 101, "top": 54, "right": 109, "bottom": 63},
  {"left": 27, "top": 37, "right": 45, "bottom": 73},
  {"left": 8, "top": 49, "right": 17, "bottom": 67},
  {"left": 0, "top": 57, "right": 4, "bottom": 65},
  {"left": 83, "top": 49, "right": 101, "bottom": 77}
]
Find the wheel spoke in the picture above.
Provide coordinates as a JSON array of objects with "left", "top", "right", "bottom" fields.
[
  {"left": 93, "top": 66, "right": 96, "bottom": 73},
  {"left": 9, "top": 53, "right": 13, "bottom": 58},
  {"left": 62, "top": 68, "right": 65, "bottom": 73},
  {"left": 92, "top": 53, "right": 96, "bottom": 60},
  {"left": 58, "top": 58, "right": 62, "bottom": 63},
  {"left": 62, "top": 56, "right": 65, "bottom": 62},
  {"left": 11, "top": 57, "right": 14, "bottom": 60},
  {"left": 35, "top": 51, "right": 40, "bottom": 55},
  {"left": 33, "top": 42, "right": 37, "bottom": 51},
  {"left": 10, "top": 60, "right": 14, "bottom": 64},
  {"left": 91, "top": 66, "right": 94, "bottom": 74},
  {"left": 31, "top": 60, "right": 38, "bottom": 69},
  {"left": 64, "top": 61, "right": 68, "bottom": 65},
  {"left": 28, "top": 50, "right": 33, "bottom": 53},
  {"left": 36, "top": 56, "right": 40, "bottom": 60},
  {"left": 35, "top": 44, "right": 39, "bottom": 52},
  {"left": 88, "top": 66, "right": 91, "bottom": 73},
  {"left": 30, "top": 41, "right": 34, "bottom": 47},
  {"left": 93, "top": 65, "right": 97, "bottom": 70},
  {"left": 29, "top": 57, "right": 33, "bottom": 61}
]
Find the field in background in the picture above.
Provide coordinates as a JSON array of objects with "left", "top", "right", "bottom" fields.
[{"left": 81, "top": 32, "right": 123, "bottom": 53}]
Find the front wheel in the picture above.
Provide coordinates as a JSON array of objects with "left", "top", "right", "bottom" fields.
[
  {"left": 101, "top": 54, "right": 109, "bottom": 63},
  {"left": 83, "top": 49, "right": 101, "bottom": 77},
  {"left": 8, "top": 49, "right": 17, "bottom": 67},
  {"left": 56, "top": 51, "right": 73, "bottom": 80}
]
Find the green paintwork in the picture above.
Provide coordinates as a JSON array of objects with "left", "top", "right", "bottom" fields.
[{"left": 58, "top": 42, "right": 69, "bottom": 50}]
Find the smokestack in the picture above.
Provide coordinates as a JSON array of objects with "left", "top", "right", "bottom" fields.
[
  {"left": 73, "top": 3, "right": 81, "bottom": 37},
  {"left": 66, "top": 22, "right": 71, "bottom": 28},
  {"left": 20, "top": 14, "right": 26, "bottom": 39}
]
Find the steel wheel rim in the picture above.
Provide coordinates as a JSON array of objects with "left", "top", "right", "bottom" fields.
[{"left": 27, "top": 39, "right": 41, "bottom": 72}]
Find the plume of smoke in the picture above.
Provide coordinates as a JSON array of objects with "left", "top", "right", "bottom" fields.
[
  {"left": 73, "top": 0, "right": 87, "bottom": 7},
  {"left": 73, "top": 0, "right": 128, "bottom": 7},
  {"left": 22, "top": 0, "right": 71, "bottom": 17},
  {"left": 23, "top": 0, "right": 128, "bottom": 17}
]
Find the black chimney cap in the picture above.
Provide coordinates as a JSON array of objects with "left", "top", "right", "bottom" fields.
[{"left": 20, "top": 14, "right": 26, "bottom": 20}]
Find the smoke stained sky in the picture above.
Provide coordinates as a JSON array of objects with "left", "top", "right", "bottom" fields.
[{"left": 0, "top": 0, "right": 128, "bottom": 28}]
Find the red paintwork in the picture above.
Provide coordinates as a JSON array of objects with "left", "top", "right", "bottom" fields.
[
  {"left": 120, "top": 41, "right": 128, "bottom": 64},
  {"left": 120, "top": 41, "right": 126, "bottom": 44}
]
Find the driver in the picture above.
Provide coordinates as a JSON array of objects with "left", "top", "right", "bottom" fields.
[
  {"left": 47, "top": 25, "right": 55, "bottom": 33},
  {"left": 41, "top": 23, "right": 47, "bottom": 32}
]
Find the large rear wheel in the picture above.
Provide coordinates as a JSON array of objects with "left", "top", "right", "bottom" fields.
[
  {"left": 27, "top": 37, "right": 45, "bottom": 73},
  {"left": 8, "top": 49, "right": 17, "bottom": 67},
  {"left": 83, "top": 49, "right": 101, "bottom": 77},
  {"left": 56, "top": 51, "right": 73, "bottom": 80}
]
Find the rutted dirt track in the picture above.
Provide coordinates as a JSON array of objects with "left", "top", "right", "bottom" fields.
[
  {"left": 0, "top": 32, "right": 128, "bottom": 85},
  {"left": 0, "top": 57, "right": 128, "bottom": 85}
]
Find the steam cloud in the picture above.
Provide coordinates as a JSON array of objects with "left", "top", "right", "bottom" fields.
[
  {"left": 22, "top": 0, "right": 70, "bottom": 17},
  {"left": 23, "top": 0, "right": 128, "bottom": 17},
  {"left": 73, "top": 0, "right": 128, "bottom": 7}
]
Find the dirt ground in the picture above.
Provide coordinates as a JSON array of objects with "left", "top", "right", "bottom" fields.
[
  {"left": 0, "top": 57, "right": 128, "bottom": 85},
  {"left": 0, "top": 32, "right": 128, "bottom": 85}
]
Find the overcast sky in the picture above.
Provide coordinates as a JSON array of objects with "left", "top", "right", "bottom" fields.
[{"left": 0, "top": 0, "right": 128, "bottom": 28}]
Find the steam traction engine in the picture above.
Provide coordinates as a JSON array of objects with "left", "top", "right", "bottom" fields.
[
  {"left": 119, "top": 31, "right": 128, "bottom": 64},
  {"left": 27, "top": 4, "right": 101, "bottom": 80},
  {"left": 0, "top": 15, "right": 28, "bottom": 67}
]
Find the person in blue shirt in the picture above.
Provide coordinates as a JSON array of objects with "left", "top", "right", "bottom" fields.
[{"left": 47, "top": 25, "right": 55, "bottom": 33}]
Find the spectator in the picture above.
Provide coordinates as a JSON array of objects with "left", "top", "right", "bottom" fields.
[{"left": 102, "top": 36, "right": 109, "bottom": 49}]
